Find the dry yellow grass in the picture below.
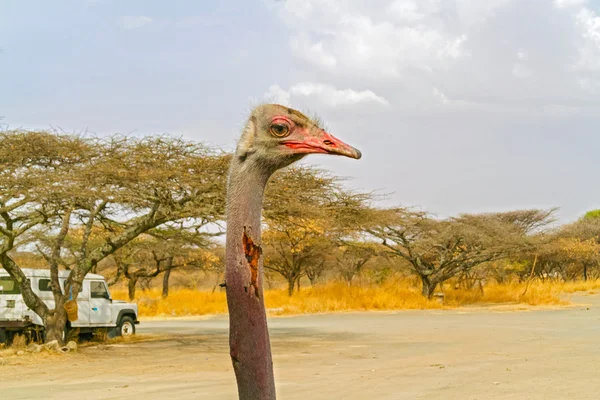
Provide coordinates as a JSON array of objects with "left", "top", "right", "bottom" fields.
[
  {"left": 557, "top": 280, "right": 600, "bottom": 293},
  {"left": 110, "top": 279, "right": 600, "bottom": 318},
  {"left": 443, "top": 281, "right": 566, "bottom": 307},
  {"left": 10, "top": 334, "right": 27, "bottom": 348},
  {"left": 265, "top": 282, "right": 442, "bottom": 314},
  {"left": 111, "top": 289, "right": 229, "bottom": 317}
]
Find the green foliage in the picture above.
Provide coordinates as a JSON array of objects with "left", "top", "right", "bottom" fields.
[{"left": 583, "top": 209, "right": 600, "bottom": 220}]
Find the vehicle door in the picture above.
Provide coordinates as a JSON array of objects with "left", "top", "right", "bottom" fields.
[
  {"left": 89, "top": 281, "right": 113, "bottom": 325},
  {"left": 70, "top": 279, "right": 90, "bottom": 327},
  {"left": 37, "top": 278, "right": 90, "bottom": 327}
]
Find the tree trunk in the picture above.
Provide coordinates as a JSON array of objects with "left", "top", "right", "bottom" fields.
[
  {"left": 287, "top": 277, "right": 295, "bottom": 296},
  {"left": 212, "top": 272, "right": 223, "bottom": 293},
  {"left": 583, "top": 263, "right": 588, "bottom": 281},
  {"left": 141, "top": 278, "right": 152, "bottom": 292},
  {"left": 43, "top": 306, "right": 68, "bottom": 345},
  {"left": 420, "top": 276, "right": 437, "bottom": 298},
  {"left": 162, "top": 268, "right": 171, "bottom": 298},
  {"left": 343, "top": 273, "right": 354, "bottom": 286},
  {"left": 128, "top": 277, "right": 138, "bottom": 301},
  {"left": 305, "top": 261, "right": 325, "bottom": 287}
]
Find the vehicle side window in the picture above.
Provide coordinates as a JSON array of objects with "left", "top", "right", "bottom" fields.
[
  {"left": 0, "top": 278, "right": 20, "bottom": 294},
  {"left": 38, "top": 279, "right": 82, "bottom": 292},
  {"left": 38, "top": 279, "right": 52, "bottom": 291},
  {"left": 90, "top": 281, "right": 109, "bottom": 299}
]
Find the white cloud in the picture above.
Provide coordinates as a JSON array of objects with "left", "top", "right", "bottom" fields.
[
  {"left": 438, "top": 34, "right": 469, "bottom": 60},
  {"left": 266, "top": 0, "right": 600, "bottom": 115},
  {"left": 290, "top": 82, "right": 389, "bottom": 106},
  {"left": 273, "top": 1, "right": 471, "bottom": 78},
  {"left": 387, "top": 0, "right": 427, "bottom": 23},
  {"left": 290, "top": 35, "right": 337, "bottom": 69},
  {"left": 431, "top": 87, "right": 475, "bottom": 109},
  {"left": 119, "top": 16, "right": 153, "bottom": 30},
  {"left": 264, "top": 83, "right": 389, "bottom": 108},
  {"left": 554, "top": 0, "right": 586, "bottom": 9},
  {"left": 574, "top": 8, "right": 600, "bottom": 70},
  {"left": 264, "top": 85, "right": 291, "bottom": 106},
  {"left": 579, "top": 77, "right": 600, "bottom": 93}
]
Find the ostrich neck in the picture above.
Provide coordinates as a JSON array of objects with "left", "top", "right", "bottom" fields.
[
  {"left": 226, "top": 159, "right": 271, "bottom": 239},
  {"left": 225, "top": 156, "right": 277, "bottom": 400}
]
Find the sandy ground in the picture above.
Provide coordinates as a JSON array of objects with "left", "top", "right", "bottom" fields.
[{"left": 2, "top": 295, "right": 600, "bottom": 399}]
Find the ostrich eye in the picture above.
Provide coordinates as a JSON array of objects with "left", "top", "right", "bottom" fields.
[{"left": 269, "top": 123, "right": 290, "bottom": 138}]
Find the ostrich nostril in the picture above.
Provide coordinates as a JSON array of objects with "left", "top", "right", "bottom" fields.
[{"left": 323, "top": 140, "right": 335, "bottom": 146}]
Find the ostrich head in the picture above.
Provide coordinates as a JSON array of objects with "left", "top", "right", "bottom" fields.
[{"left": 235, "top": 104, "right": 362, "bottom": 171}]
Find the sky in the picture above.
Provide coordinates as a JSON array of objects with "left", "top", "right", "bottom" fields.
[{"left": 1, "top": 0, "right": 600, "bottom": 223}]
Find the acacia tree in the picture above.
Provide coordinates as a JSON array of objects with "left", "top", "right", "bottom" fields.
[
  {"left": 551, "top": 214, "right": 600, "bottom": 280},
  {"left": 557, "top": 238, "right": 599, "bottom": 280},
  {"left": 151, "top": 227, "right": 220, "bottom": 298},
  {"left": 334, "top": 241, "right": 381, "bottom": 285},
  {"left": 262, "top": 217, "right": 330, "bottom": 295},
  {"left": 111, "top": 227, "right": 216, "bottom": 300},
  {"left": 1, "top": 131, "right": 228, "bottom": 342},
  {"left": 369, "top": 208, "right": 554, "bottom": 298},
  {"left": 304, "top": 256, "right": 330, "bottom": 286},
  {"left": 262, "top": 166, "right": 371, "bottom": 295},
  {"left": 111, "top": 239, "right": 172, "bottom": 301}
]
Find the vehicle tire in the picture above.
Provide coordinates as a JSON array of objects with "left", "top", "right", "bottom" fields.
[
  {"left": 0, "top": 329, "right": 7, "bottom": 344},
  {"left": 116, "top": 316, "right": 135, "bottom": 337}
]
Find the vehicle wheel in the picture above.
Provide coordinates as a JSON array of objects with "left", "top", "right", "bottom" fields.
[
  {"left": 0, "top": 329, "right": 7, "bottom": 344},
  {"left": 117, "top": 316, "right": 135, "bottom": 337}
]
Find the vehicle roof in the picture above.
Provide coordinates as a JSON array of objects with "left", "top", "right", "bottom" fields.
[{"left": 0, "top": 268, "right": 105, "bottom": 280}]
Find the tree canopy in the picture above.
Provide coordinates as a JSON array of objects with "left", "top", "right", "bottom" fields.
[{"left": 369, "top": 208, "right": 555, "bottom": 297}]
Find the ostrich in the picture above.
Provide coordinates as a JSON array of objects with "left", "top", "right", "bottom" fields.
[{"left": 225, "top": 104, "right": 361, "bottom": 399}]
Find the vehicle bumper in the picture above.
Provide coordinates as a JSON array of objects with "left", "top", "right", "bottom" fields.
[{"left": 0, "top": 320, "right": 34, "bottom": 330}]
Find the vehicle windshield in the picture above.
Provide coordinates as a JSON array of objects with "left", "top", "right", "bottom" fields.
[{"left": 0, "top": 277, "right": 21, "bottom": 294}]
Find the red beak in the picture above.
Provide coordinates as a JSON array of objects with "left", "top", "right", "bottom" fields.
[{"left": 282, "top": 130, "right": 362, "bottom": 160}]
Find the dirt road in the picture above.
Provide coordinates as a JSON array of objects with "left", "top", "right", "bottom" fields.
[{"left": 2, "top": 294, "right": 600, "bottom": 399}]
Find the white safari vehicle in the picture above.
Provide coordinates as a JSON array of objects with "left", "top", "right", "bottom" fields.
[{"left": 0, "top": 268, "right": 139, "bottom": 343}]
